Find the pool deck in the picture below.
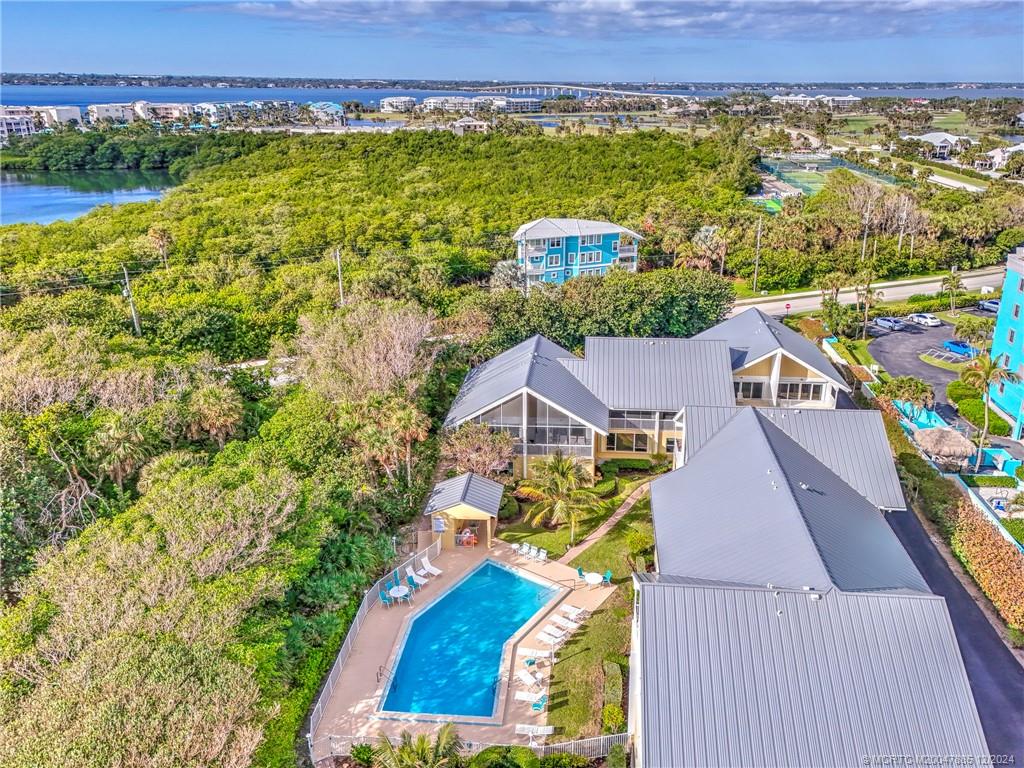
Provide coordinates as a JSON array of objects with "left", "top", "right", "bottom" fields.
[{"left": 310, "top": 543, "right": 618, "bottom": 760}]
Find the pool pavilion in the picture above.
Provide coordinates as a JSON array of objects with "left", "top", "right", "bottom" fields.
[{"left": 424, "top": 472, "right": 503, "bottom": 550}]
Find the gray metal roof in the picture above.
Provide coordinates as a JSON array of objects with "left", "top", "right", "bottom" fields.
[
  {"left": 444, "top": 335, "right": 609, "bottom": 433},
  {"left": 683, "top": 406, "right": 906, "bottom": 510},
  {"left": 694, "top": 308, "right": 848, "bottom": 391},
  {"left": 651, "top": 408, "right": 927, "bottom": 592},
  {"left": 512, "top": 217, "right": 643, "bottom": 241},
  {"left": 560, "top": 338, "right": 736, "bottom": 410},
  {"left": 423, "top": 472, "right": 504, "bottom": 517},
  {"left": 634, "top": 576, "right": 988, "bottom": 768}
]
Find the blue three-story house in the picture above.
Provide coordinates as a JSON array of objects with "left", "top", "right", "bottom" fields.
[
  {"left": 990, "top": 246, "right": 1024, "bottom": 440},
  {"left": 513, "top": 218, "right": 643, "bottom": 289}
]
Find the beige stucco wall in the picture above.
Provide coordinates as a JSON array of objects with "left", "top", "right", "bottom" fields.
[
  {"left": 735, "top": 356, "right": 774, "bottom": 377},
  {"left": 779, "top": 355, "right": 816, "bottom": 379}
]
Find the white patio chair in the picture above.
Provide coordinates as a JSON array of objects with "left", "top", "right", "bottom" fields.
[
  {"left": 516, "top": 668, "right": 541, "bottom": 687},
  {"left": 421, "top": 556, "right": 442, "bottom": 576},
  {"left": 527, "top": 544, "right": 539, "bottom": 560},
  {"left": 515, "top": 724, "right": 555, "bottom": 746},
  {"left": 560, "top": 604, "right": 588, "bottom": 620},
  {"left": 551, "top": 614, "right": 579, "bottom": 632},
  {"left": 536, "top": 549, "right": 549, "bottom": 564},
  {"left": 536, "top": 630, "right": 563, "bottom": 647},
  {"left": 541, "top": 623, "right": 566, "bottom": 639},
  {"left": 406, "top": 566, "right": 428, "bottom": 587},
  {"left": 516, "top": 647, "right": 551, "bottom": 658},
  {"left": 514, "top": 690, "right": 543, "bottom": 703}
]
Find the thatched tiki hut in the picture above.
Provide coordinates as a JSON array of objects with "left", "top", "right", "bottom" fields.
[{"left": 913, "top": 427, "right": 975, "bottom": 471}]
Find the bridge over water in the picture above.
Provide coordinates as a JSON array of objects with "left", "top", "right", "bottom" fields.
[{"left": 471, "top": 84, "right": 692, "bottom": 100}]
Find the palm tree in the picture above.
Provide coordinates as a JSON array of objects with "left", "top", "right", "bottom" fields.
[
  {"left": 388, "top": 404, "right": 431, "bottom": 485},
  {"left": 519, "top": 451, "right": 600, "bottom": 546},
  {"left": 878, "top": 376, "right": 934, "bottom": 420},
  {"left": 854, "top": 271, "right": 882, "bottom": 340},
  {"left": 185, "top": 384, "right": 244, "bottom": 448},
  {"left": 376, "top": 723, "right": 462, "bottom": 768},
  {"left": 960, "top": 357, "right": 1020, "bottom": 471},
  {"left": 941, "top": 272, "right": 965, "bottom": 314},
  {"left": 88, "top": 412, "right": 150, "bottom": 490},
  {"left": 814, "top": 271, "right": 850, "bottom": 303},
  {"left": 953, "top": 315, "right": 994, "bottom": 356}
]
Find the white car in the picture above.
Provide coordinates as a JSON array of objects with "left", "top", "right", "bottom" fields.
[
  {"left": 978, "top": 299, "right": 1001, "bottom": 313},
  {"left": 907, "top": 313, "right": 942, "bottom": 327}
]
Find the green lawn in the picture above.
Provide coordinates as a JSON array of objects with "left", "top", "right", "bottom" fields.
[
  {"left": 1001, "top": 518, "right": 1024, "bottom": 547},
  {"left": 545, "top": 496, "right": 652, "bottom": 738},
  {"left": 931, "top": 111, "right": 971, "bottom": 134},
  {"left": 835, "top": 114, "right": 887, "bottom": 135},
  {"left": 497, "top": 477, "right": 647, "bottom": 558},
  {"left": 919, "top": 353, "right": 968, "bottom": 373}
]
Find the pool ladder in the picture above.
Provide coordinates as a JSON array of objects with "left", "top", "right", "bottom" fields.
[{"left": 377, "top": 665, "right": 396, "bottom": 688}]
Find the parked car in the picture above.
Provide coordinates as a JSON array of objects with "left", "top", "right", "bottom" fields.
[
  {"left": 978, "top": 299, "right": 1001, "bottom": 313},
  {"left": 874, "top": 316, "right": 905, "bottom": 331},
  {"left": 907, "top": 313, "right": 942, "bottom": 327},
  {"left": 943, "top": 339, "right": 980, "bottom": 357}
]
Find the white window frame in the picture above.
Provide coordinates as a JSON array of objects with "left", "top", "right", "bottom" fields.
[
  {"left": 547, "top": 253, "right": 561, "bottom": 268},
  {"left": 548, "top": 238, "right": 562, "bottom": 249},
  {"left": 567, "top": 252, "right": 577, "bottom": 264},
  {"left": 612, "top": 240, "right": 619, "bottom": 252}
]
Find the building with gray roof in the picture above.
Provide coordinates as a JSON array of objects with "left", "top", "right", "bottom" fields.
[
  {"left": 630, "top": 574, "right": 988, "bottom": 768},
  {"left": 681, "top": 405, "right": 905, "bottom": 510},
  {"left": 633, "top": 407, "right": 987, "bottom": 767},
  {"left": 651, "top": 408, "right": 924, "bottom": 590}
]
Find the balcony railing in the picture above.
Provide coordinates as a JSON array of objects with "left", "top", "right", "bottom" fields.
[
  {"left": 525, "top": 443, "right": 592, "bottom": 457},
  {"left": 524, "top": 260, "right": 546, "bottom": 274},
  {"left": 608, "top": 417, "right": 656, "bottom": 430},
  {"left": 617, "top": 245, "right": 637, "bottom": 258}
]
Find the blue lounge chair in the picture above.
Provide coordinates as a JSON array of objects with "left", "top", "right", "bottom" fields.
[
  {"left": 531, "top": 694, "right": 548, "bottom": 712},
  {"left": 577, "top": 566, "right": 586, "bottom": 581},
  {"left": 602, "top": 569, "right": 613, "bottom": 585},
  {"left": 379, "top": 590, "right": 394, "bottom": 608},
  {"left": 406, "top": 574, "right": 421, "bottom": 592}
]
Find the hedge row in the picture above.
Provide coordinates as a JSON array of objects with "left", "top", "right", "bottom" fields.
[
  {"left": 867, "top": 290, "right": 1000, "bottom": 320},
  {"left": 955, "top": 398, "right": 1011, "bottom": 437},
  {"left": 881, "top": 409, "right": 1024, "bottom": 632},
  {"left": 946, "top": 380, "right": 981, "bottom": 404},
  {"left": 598, "top": 458, "right": 652, "bottom": 476},
  {"left": 961, "top": 474, "right": 1019, "bottom": 488}
]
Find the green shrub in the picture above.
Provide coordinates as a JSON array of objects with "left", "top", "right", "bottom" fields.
[
  {"left": 601, "top": 704, "right": 626, "bottom": 734},
  {"left": 592, "top": 477, "right": 618, "bottom": 498},
  {"left": 1016, "top": 465, "right": 1024, "bottom": 482},
  {"left": 961, "top": 474, "right": 1018, "bottom": 488},
  {"left": 606, "top": 744, "right": 628, "bottom": 768},
  {"left": 1000, "top": 518, "right": 1024, "bottom": 546},
  {"left": 604, "top": 651, "right": 629, "bottom": 668},
  {"left": 946, "top": 380, "right": 981, "bottom": 404},
  {"left": 471, "top": 746, "right": 541, "bottom": 768},
  {"left": 1008, "top": 625, "right": 1024, "bottom": 649},
  {"left": 350, "top": 743, "right": 375, "bottom": 767},
  {"left": 602, "top": 661, "right": 624, "bottom": 708},
  {"left": 540, "top": 754, "right": 591, "bottom": 768},
  {"left": 956, "top": 399, "right": 1011, "bottom": 436},
  {"left": 615, "top": 458, "right": 653, "bottom": 472},
  {"left": 498, "top": 493, "right": 520, "bottom": 521},
  {"left": 598, "top": 461, "right": 621, "bottom": 477}
]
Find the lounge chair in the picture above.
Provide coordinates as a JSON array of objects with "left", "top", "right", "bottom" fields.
[
  {"left": 379, "top": 590, "right": 394, "bottom": 608},
  {"left": 406, "top": 566, "right": 428, "bottom": 587},
  {"left": 523, "top": 544, "right": 536, "bottom": 560},
  {"left": 514, "top": 690, "right": 543, "bottom": 703},
  {"left": 415, "top": 560, "right": 430, "bottom": 578},
  {"left": 406, "top": 574, "right": 421, "bottom": 592},
  {"left": 551, "top": 615, "right": 579, "bottom": 631},
  {"left": 421, "top": 556, "right": 443, "bottom": 577},
  {"left": 531, "top": 694, "right": 548, "bottom": 712},
  {"left": 510, "top": 542, "right": 523, "bottom": 555},
  {"left": 515, "top": 647, "right": 551, "bottom": 659},
  {"left": 516, "top": 668, "right": 541, "bottom": 687},
  {"left": 541, "top": 624, "right": 566, "bottom": 638},
  {"left": 602, "top": 569, "right": 613, "bottom": 585},
  {"left": 515, "top": 724, "right": 555, "bottom": 737},
  {"left": 536, "top": 549, "right": 549, "bottom": 564},
  {"left": 576, "top": 566, "right": 586, "bottom": 582},
  {"left": 536, "top": 630, "right": 562, "bottom": 647},
  {"left": 561, "top": 604, "right": 588, "bottom": 620}
]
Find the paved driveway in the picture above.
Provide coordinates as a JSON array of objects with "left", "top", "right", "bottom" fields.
[
  {"left": 869, "top": 321, "right": 960, "bottom": 417},
  {"left": 886, "top": 509, "right": 1024, "bottom": 760}
]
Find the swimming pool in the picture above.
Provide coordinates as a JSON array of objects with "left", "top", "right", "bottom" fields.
[
  {"left": 381, "top": 560, "right": 557, "bottom": 718},
  {"left": 895, "top": 400, "right": 949, "bottom": 430}
]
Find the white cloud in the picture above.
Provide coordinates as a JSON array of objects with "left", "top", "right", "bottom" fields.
[{"left": 192, "top": 0, "right": 1022, "bottom": 40}]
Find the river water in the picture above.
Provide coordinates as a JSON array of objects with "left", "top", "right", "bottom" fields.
[
  {"left": 0, "top": 169, "right": 174, "bottom": 225},
  {"left": 2, "top": 84, "right": 1021, "bottom": 109}
]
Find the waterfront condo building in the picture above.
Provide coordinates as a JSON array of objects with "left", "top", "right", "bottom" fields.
[
  {"left": 0, "top": 108, "right": 36, "bottom": 143},
  {"left": 990, "top": 246, "right": 1024, "bottom": 439},
  {"left": 87, "top": 103, "right": 136, "bottom": 124},
  {"left": 513, "top": 218, "right": 642, "bottom": 288},
  {"left": 380, "top": 96, "right": 416, "bottom": 113}
]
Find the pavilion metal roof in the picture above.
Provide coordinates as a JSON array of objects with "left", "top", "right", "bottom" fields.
[{"left": 422, "top": 472, "right": 504, "bottom": 517}]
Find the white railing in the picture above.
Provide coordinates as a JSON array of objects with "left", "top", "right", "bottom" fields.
[
  {"left": 608, "top": 417, "right": 655, "bottom": 430},
  {"left": 310, "top": 731, "right": 629, "bottom": 763},
  {"left": 306, "top": 538, "right": 443, "bottom": 763}
]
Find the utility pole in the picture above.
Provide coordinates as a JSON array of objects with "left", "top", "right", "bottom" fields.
[
  {"left": 122, "top": 264, "right": 141, "bottom": 336},
  {"left": 333, "top": 248, "right": 344, "bottom": 306},
  {"left": 752, "top": 216, "right": 763, "bottom": 294}
]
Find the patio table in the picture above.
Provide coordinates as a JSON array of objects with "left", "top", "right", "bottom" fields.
[
  {"left": 389, "top": 585, "right": 411, "bottom": 600},
  {"left": 584, "top": 572, "right": 603, "bottom": 588}
]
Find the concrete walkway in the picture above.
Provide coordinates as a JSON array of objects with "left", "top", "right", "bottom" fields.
[{"left": 558, "top": 482, "right": 649, "bottom": 564}]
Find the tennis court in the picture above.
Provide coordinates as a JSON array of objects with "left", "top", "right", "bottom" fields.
[{"left": 759, "top": 156, "right": 900, "bottom": 195}]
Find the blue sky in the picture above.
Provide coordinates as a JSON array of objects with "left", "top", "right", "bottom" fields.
[{"left": 3, "top": 1, "right": 1023, "bottom": 82}]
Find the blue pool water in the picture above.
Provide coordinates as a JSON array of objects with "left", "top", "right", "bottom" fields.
[
  {"left": 382, "top": 561, "right": 556, "bottom": 717},
  {"left": 895, "top": 400, "right": 949, "bottom": 430}
]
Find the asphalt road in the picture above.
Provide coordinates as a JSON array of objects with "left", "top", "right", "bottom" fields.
[
  {"left": 733, "top": 266, "right": 1005, "bottom": 317},
  {"left": 886, "top": 508, "right": 1024, "bottom": 760}
]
